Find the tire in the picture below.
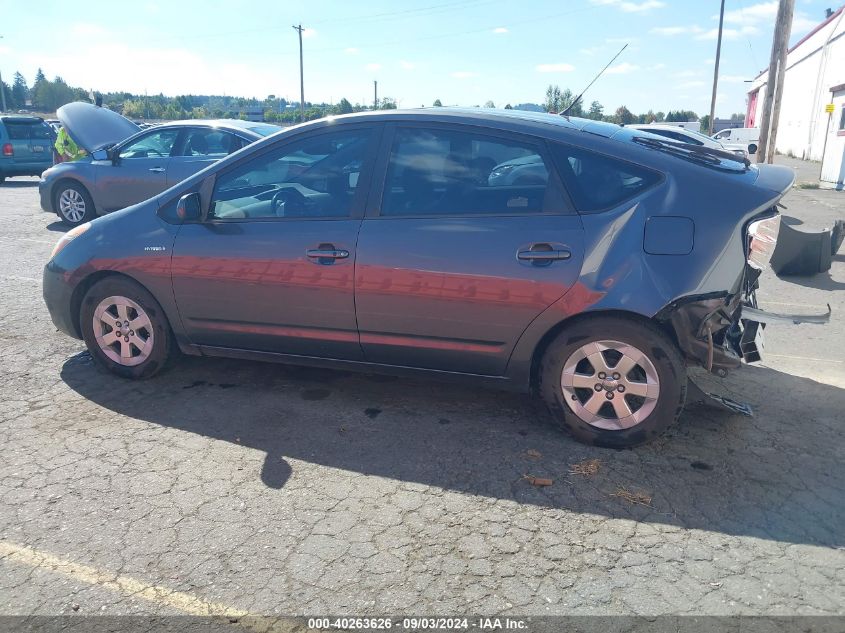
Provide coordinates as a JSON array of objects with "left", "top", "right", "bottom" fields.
[
  {"left": 0, "top": 175, "right": 5, "bottom": 185},
  {"left": 539, "top": 316, "right": 686, "bottom": 448},
  {"left": 80, "top": 277, "right": 174, "bottom": 379},
  {"left": 55, "top": 181, "right": 95, "bottom": 227},
  {"left": 748, "top": 143, "right": 758, "bottom": 155}
]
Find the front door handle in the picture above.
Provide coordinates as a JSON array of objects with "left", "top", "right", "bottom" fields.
[
  {"left": 148, "top": 167, "right": 165, "bottom": 173},
  {"left": 517, "top": 248, "right": 571, "bottom": 262},
  {"left": 306, "top": 246, "right": 350, "bottom": 261}
]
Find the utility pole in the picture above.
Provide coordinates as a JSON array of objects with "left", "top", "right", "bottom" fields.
[
  {"left": 756, "top": 0, "right": 795, "bottom": 163},
  {"left": 292, "top": 24, "right": 306, "bottom": 123},
  {"left": 373, "top": 80, "right": 378, "bottom": 110},
  {"left": 708, "top": 0, "right": 726, "bottom": 135}
]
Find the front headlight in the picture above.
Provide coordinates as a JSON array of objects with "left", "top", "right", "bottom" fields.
[
  {"left": 50, "top": 222, "right": 91, "bottom": 259},
  {"left": 747, "top": 215, "right": 781, "bottom": 271}
]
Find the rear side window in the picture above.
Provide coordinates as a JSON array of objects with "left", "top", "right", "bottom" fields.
[
  {"left": 180, "top": 129, "right": 242, "bottom": 157},
  {"left": 550, "top": 143, "right": 661, "bottom": 213},
  {"left": 381, "top": 127, "right": 554, "bottom": 217},
  {"left": 4, "top": 120, "right": 54, "bottom": 141}
]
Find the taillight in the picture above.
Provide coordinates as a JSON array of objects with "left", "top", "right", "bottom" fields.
[
  {"left": 2, "top": 143, "right": 12, "bottom": 156},
  {"left": 747, "top": 215, "right": 781, "bottom": 271}
]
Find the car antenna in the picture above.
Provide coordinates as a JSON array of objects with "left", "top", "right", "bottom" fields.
[{"left": 561, "top": 43, "right": 628, "bottom": 117}]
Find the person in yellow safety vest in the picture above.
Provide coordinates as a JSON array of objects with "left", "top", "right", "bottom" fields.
[{"left": 54, "top": 126, "right": 87, "bottom": 162}]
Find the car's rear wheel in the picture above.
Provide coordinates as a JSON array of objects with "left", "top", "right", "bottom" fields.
[
  {"left": 80, "top": 277, "right": 173, "bottom": 379},
  {"left": 539, "top": 316, "right": 686, "bottom": 448},
  {"left": 748, "top": 143, "right": 758, "bottom": 155},
  {"left": 55, "top": 181, "right": 95, "bottom": 227}
]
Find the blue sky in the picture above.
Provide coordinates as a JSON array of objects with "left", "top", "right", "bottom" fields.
[{"left": 0, "top": 0, "right": 834, "bottom": 116}]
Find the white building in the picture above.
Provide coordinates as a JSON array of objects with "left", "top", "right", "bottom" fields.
[{"left": 747, "top": 5, "right": 845, "bottom": 187}]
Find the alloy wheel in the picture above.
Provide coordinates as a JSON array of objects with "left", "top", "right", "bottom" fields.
[
  {"left": 92, "top": 296, "right": 155, "bottom": 367},
  {"left": 58, "top": 188, "right": 86, "bottom": 223},
  {"left": 560, "top": 340, "right": 660, "bottom": 430}
]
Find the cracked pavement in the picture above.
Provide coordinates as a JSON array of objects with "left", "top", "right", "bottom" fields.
[{"left": 0, "top": 164, "right": 843, "bottom": 617}]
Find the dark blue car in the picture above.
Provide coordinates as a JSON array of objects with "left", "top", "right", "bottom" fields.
[{"left": 43, "top": 108, "right": 825, "bottom": 447}]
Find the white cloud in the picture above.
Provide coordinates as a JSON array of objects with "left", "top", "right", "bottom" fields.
[
  {"left": 71, "top": 23, "right": 106, "bottom": 38},
  {"left": 606, "top": 62, "right": 640, "bottom": 74},
  {"left": 591, "top": 0, "right": 666, "bottom": 13},
  {"left": 0, "top": 45, "right": 10, "bottom": 55},
  {"left": 720, "top": 75, "right": 749, "bottom": 83},
  {"left": 493, "top": 27, "right": 508, "bottom": 34},
  {"left": 695, "top": 25, "right": 758, "bottom": 40},
  {"left": 365, "top": 63, "right": 382, "bottom": 72},
  {"left": 535, "top": 63, "right": 575, "bottom": 73},
  {"left": 678, "top": 80, "right": 706, "bottom": 89},
  {"left": 344, "top": 47, "right": 359, "bottom": 55},
  {"left": 451, "top": 71, "right": 478, "bottom": 79},
  {"left": 650, "top": 25, "right": 703, "bottom": 36},
  {"left": 673, "top": 70, "right": 699, "bottom": 78},
  {"left": 720, "top": 1, "right": 818, "bottom": 38},
  {"left": 399, "top": 60, "right": 415, "bottom": 70},
  {"left": 302, "top": 28, "right": 317, "bottom": 39}
]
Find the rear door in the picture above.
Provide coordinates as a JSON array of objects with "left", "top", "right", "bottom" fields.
[
  {"left": 95, "top": 127, "right": 181, "bottom": 212},
  {"left": 166, "top": 127, "right": 245, "bottom": 187},
  {"left": 354, "top": 124, "right": 584, "bottom": 376}
]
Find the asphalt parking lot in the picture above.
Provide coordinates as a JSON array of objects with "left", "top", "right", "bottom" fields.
[{"left": 0, "top": 163, "right": 843, "bottom": 619}]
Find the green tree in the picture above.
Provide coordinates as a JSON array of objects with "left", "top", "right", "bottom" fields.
[
  {"left": 613, "top": 105, "right": 635, "bottom": 125},
  {"left": 544, "top": 84, "right": 562, "bottom": 113},
  {"left": 432, "top": 98, "right": 442, "bottom": 107},
  {"left": 379, "top": 97, "right": 397, "bottom": 110},
  {"left": 558, "top": 88, "right": 583, "bottom": 116},
  {"left": 666, "top": 109, "right": 698, "bottom": 122},
  {"left": 504, "top": 103, "right": 512, "bottom": 109},
  {"left": 336, "top": 97, "right": 353, "bottom": 114},
  {"left": 11, "top": 72, "right": 28, "bottom": 109},
  {"left": 586, "top": 100, "right": 604, "bottom": 120},
  {"left": 699, "top": 114, "right": 712, "bottom": 134},
  {"left": 1, "top": 81, "right": 12, "bottom": 111},
  {"left": 483, "top": 100, "right": 495, "bottom": 108}
]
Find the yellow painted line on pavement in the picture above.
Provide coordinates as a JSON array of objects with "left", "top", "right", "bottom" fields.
[{"left": 0, "top": 540, "right": 248, "bottom": 617}]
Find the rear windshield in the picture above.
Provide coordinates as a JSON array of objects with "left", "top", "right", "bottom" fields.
[
  {"left": 4, "top": 120, "right": 54, "bottom": 140},
  {"left": 247, "top": 124, "right": 282, "bottom": 137}
]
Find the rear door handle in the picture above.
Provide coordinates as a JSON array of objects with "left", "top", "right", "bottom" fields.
[
  {"left": 148, "top": 167, "right": 165, "bottom": 173},
  {"left": 306, "top": 248, "right": 350, "bottom": 259},
  {"left": 517, "top": 249, "right": 571, "bottom": 262}
]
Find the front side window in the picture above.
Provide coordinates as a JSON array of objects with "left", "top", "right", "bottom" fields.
[
  {"left": 209, "top": 129, "right": 372, "bottom": 220},
  {"left": 381, "top": 127, "right": 551, "bottom": 217},
  {"left": 119, "top": 129, "right": 180, "bottom": 159},
  {"left": 551, "top": 143, "right": 661, "bottom": 213},
  {"left": 179, "top": 128, "right": 242, "bottom": 157}
]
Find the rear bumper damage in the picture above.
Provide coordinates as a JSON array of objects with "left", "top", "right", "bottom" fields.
[{"left": 658, "top": 292, "right": 831, "bottom": 416}]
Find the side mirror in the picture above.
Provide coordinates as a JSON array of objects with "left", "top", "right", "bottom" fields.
[
  {"left": 91, "top": 149, "right": 109, "bottom": 161},
  {"left": 176, "top": 192, "right": 203, "bottom": 222}
]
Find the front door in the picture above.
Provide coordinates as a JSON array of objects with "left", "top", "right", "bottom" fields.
[
  {"left": 354, "top": 124, "right": 584, "bottom": 376},
  {"left": 95, "top": 128, "right": 180, "bottom": 212},
  {"left": 170, "top": 125, "right": 380, "bottom": 359}
]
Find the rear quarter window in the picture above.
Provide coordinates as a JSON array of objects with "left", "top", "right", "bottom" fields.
[{"left": 550, "top": 143, "right": 661, "bottom": 213}]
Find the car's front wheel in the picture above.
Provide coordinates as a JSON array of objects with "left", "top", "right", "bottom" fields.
[
  {"left": 55, "top": 181, "right": 95, "bottom": 227},
  {"left": 80, "top": 277, "right": 173, "bottom": 379},
  {"left": 539, "top": 316, "right": 686, "bottom": 448}
]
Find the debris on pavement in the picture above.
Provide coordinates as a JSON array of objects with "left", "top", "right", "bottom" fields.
[
  {"left": 569, "top": 459, "right": 601, "bottom": 476},
  {"left": 523, "top": 449, "right": 543, "bottom": 460},
  {"left": 523, "top": 475, "right": 553, "bottom": 487},
  {"left": 610, "top": 487, "right": 653, "bottom": 507}
]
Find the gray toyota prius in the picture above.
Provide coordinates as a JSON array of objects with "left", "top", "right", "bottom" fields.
[{"left": 43, "top": 108, "right": 827, "bottom": 448}]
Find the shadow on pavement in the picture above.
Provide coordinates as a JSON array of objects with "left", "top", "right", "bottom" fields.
[
  {"left": 0, "top": 180, "right": 39, "bottom": 188},
  {"left": 45, "top": 221, "right": 68, "bottom": 233},
  {"left": 61, "top": 353, "right": 844, "bottom": 548}
]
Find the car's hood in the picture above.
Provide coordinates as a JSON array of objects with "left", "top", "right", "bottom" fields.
[{"left": 56, "top": 102, "right": 140, "bottom": 153}]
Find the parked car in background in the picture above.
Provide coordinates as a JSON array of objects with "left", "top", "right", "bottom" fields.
[
  {"left": 43, "top": 108, "right": 825, "bottom": 448},
  {"left": 0, "top": 115, "right": 55, "bottom": 184},
  {"left": 627, "top": 123, "right": 749, "bottom": 157},
  {"left": 712, "top": 127, "right": 760, "bottom": 155},
  {"left": 40, "top": 102, "right": 280, "bottom": 226}
]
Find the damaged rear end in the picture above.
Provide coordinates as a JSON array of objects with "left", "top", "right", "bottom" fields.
[{"left": 656, "top": 163, "right": 830, "bottom": 411}]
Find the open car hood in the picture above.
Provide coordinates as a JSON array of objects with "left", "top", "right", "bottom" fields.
[{"left": 56, "top": 102, "right": 140, "bottom": 153}]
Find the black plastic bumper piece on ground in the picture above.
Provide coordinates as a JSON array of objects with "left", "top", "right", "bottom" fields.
[{"left": 770, "top": 216, "right": 844, "bottom": 276}]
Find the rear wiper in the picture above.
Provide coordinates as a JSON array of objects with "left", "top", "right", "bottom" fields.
[{"left": 632, "top": 136, "right": 750, "bottom": 170}]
